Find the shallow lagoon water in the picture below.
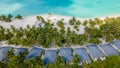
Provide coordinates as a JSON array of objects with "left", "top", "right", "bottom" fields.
[{"left": 0, "top": 0, "right": 120, "bottom": 18}]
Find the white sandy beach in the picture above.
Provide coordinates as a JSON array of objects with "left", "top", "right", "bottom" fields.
[
  {"left": 0, "top": 14, "right": 120, "bottom": 47},
  {"left": 0, "top": 14, "right": 87, "bottom": 34},
  {"left": 0, "top": 14, "right": 120, "bottom": 34},
  {"left": 0, "top": 14, "right": 120, "bottom": 28},
  {"left": 0, "top": 14, "right": 119, "bottom": 39}
]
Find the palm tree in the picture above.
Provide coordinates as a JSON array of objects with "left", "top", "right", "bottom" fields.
[
  {"left": 8, "top": 14, "right": 13, "bottom": 19},
  {"left": 0, "top": 61, "right": 5, "bottom": 68},
  {"left": 76, "top": 20, "right": 81, "bottom": 25},
  {"left": 55, "top": 55, "right": 64, "bottom": 68},
  {"left": 74, "top": 25, "right": 79, "bottom": 31},
  {"left": 36, "top": 16, "right": 45, "bottom": 23},
  {"left": 10, "top": 25, "right": 16, "bottom": 33},
  {"left": 5, "top": 17, "right": 12, "bottom": 22},
  {"left": 5, "top": 29, "right": 13, "bottom": 40},
  {"left": 89, "top": 19, "right": 96, "bottom": 27},
  {"left": 94, "top": 18, "right": 103, "bottom": 25},
  {"left": 1, "top": 15, "right": 6, "bottom": 21},
  {"left": 57, "top": 20, "right": 64, "bottom": 28},
  {"left": 71, "top": 33, "right": 80, "bottom": 46},
  {"left": 89, "top": 37, "right": 101, "bottom": 44},
  {"left": 82, "top": 20, "right": 88, "bottom": 26},
  {"left": 15, "top": 14, "right": 22, "bottom": 19},
  {"left": 78, "top": 34, "right": 87, "bottom": 45},
  {"left": 66, "top": 27, "right": 72, "bottom": 46},
  {"left": 6, "top": 49, "right": 14, "bottom": 60},
  {"left": 72, "top": 54, "right": 80, "bottom": 68},
  {"left": 72, "top": 17, "right": 77, "bottom": 22},
  {"left": 0, "top": 14, "right": 13, "bottom": 22},
  {"left": 0, "top": 26, "right": 5, "bottom": 41}
]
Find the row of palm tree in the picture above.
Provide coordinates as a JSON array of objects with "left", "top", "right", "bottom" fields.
[
  {"left": 0, "top": 50, "right": 81, "bottom": 68},
  {"left": 0, "top": 14, "right": 22, "bottom": 22},
  {"left": 0, "top": 23, "right": 88, "bottom": 47},
  {"left": 83, "top": 55, "right": 120, "bottom": 68},
  {"left": 0, "top": 16, "right": 120, "bottom": 47},
  {"left": 0, "top": 14, "right": 13, "bottom": 22},
  {"left": 0, "top": 50, "right": 120, "bottom": 68},
  {"left": 69, "top": 17, "right": 81, "bottom": 26}
]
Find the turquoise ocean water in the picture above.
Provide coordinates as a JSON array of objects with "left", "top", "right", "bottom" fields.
[{"left": 0, "top": 0, "right": 120, "bottom": 18}]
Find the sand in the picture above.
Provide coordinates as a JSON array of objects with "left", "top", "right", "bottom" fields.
[
  {"left": 0, "top": 14, "right": 120, "bottom": 46},
  {"left": 0, "top": 14, "right": 87, "bottom": 34},
  {"left": 0, "top": 14, "right": 120, "bottom": 28}
]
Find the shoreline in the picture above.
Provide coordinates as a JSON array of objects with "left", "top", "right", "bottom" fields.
[
  {"left": 1, "top": 14, "right": 120, "bottom": 21},
  {"left": 26, "top": 13, "right": 120, "bottom": 19}
]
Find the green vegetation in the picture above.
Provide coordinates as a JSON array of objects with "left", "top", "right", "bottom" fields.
[
  {"left": 0, "top": 14, "right": 120, "bottom": 67},
  {"left": 76, "top": 20, "right": 81, "bottom": 25},
  {"left": 83, "top": 55, "right": 120, "bottom": 68},
  {"left": 82, "top": 20, "right": 88, "bottom": 26},
  {"left": 69, "top": 17, "right": 77, "bottom": 25},
  {"left": 15, "top": 15, "right": 23, "bottom": 20},
  {"left": 74, "top": 25, "right": 79, "bottom": 31},
  {"left": 0, "top": 50, "right": 81, "bottom": 68},
  {"left": 0, "top": 16, "right": 120, "bottom": 47},
  {"left": 100, "top": 17, "right": 120, "bottom": 42},
  {"left": 0, "top": 14, "right": 23, "bottom": 22},
  {"left": 57, "top": 20, "right": 64, "bottom": 28},
  {"left": 36, "top": 16, "right": 45, "bottom": 23},
  {"left": 0, "top": 14, "right": 13, "bottom": 22},
  {"left": 0, "top": 50, "right": 120, "bottom": 68}
]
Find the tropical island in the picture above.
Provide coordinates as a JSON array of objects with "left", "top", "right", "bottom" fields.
[
  {"left": 0, "top": 14, "right": 120, "bottom": 68},
  {"left": 1, "top": 0, "right": 120, "bottom": 67}
]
